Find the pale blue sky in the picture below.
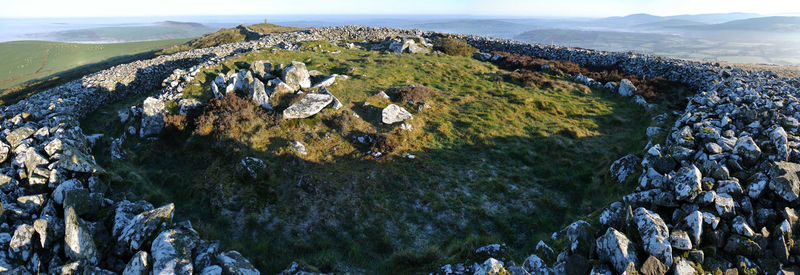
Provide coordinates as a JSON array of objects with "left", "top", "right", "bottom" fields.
[{"left": 2, "top": 0, "right": 798, "bottom": 18}]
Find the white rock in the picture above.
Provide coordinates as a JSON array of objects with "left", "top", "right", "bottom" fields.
[
  {"left": 634, "top": 207, "right": 672, "bottom": 266},
  {"left": 283, "top": 94, "right": 333, "bottom": 119},
  {"left": 381, "top": 104, "right": 413, "bottom": 124},
  {"left": 618, "top": 79, "right": 636, "bottom": 97},
  {"left": 595, "top": 228, "right": 638, "bottom": 273}
]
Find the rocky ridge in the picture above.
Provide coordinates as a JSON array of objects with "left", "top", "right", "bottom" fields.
[{"left": 0, "top": 25, "right": 797, "bottom": 273}]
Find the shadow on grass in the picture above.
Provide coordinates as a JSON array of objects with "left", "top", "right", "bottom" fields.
[{"left": 86, "top": 108, "right": 646, "bottom": 274}]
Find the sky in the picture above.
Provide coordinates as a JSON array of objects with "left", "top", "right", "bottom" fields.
[{"left": 1, "top": 0, "right": 799, "bottom": 18}]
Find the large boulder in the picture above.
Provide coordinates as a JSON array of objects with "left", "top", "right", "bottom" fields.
[
  {"left": 634, "top": 207, "right": 672, "bottom": 266},
  {"left": 64, "top": 207, "right": 98, "bottom": 264},
  {"left": 769, "top": 161, "right": 800, "bottom": 201},
  {"left": 382, "top": 104, "right": 413, "bottom": 124},
  {"left": 141, "top": 97, "right": 166, "bottom": 138},
  {"left": 281, "top": 61, "right": 311, "bottom": 91},
  {"left": 151, "top": 223, "right": 199, "bottom": 275},
  {"left": 595, "top": 228, "right": 638, "bottom": 273},
  {"left": 609, "top": 154, "right": 641, "bottom": 183},
  {"left": 283, "top": 94, "right": 333, "bottom": 119},
  {"left": 618, "top": 79, "right": 636, "bottom": 97},
  {"left": 117, "top": 203, "right": 175, "bottom": 252}
]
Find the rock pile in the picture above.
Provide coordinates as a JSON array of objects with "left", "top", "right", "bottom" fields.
[{"left": 0, "top": 24, "right": 798, "bottom": 273}]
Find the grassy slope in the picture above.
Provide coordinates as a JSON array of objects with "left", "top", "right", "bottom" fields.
[
  {"left": 0, "top": 39, "right": 189, "bottom": 104},
  {"left": 0, "top": 39, "right": 188, "bottom": 90},
  {"left": 82, "top": 41, "right": 652, "bottom": 273}
]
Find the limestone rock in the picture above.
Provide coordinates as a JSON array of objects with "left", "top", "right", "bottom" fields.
[
  {"left": 0, "top": 141, "right": 9, "bottom": 163},
  {"left": 290, "top": 141, "right": 307, "bottom": 155},
  {"left": 250, "top": 60, "right": 273, "bottom": 80},
  {"left": 609, "top": 154, "right": 641, "bottom": 183},
  {"left": 634, "top": 207, "right": 672, "bottom": 266},
  {"left": 669, "top": 231, "right": 692, "bottom": 250},
  {"left": 733, "top": 136, "right": 761, "bottom": 165},
  {"left": 673, "top": 259, "right": 697, "bottom": 275},
  {"left": 216, "top": 250, "right": 260, "bottom": 275},
  {"left": 473, "top": 258, "right": 506, "bottom": 275},
  {"left": 59, "top": 144, "right": 100, "bottom": 173},
  {"left": 673, "top": 165, "right": 702, "bottom": 201},
  {"left": 118, "top": 203, "right": 175, "bottom": 252},
  {"left": 639, "top": 255, "right": 667, "bottom": 275},
  {"left": 123, "top": 251, "right": 151, "bottom": 275},
  {"left": 151, "top": 224, "right": 199, "bottom": 275},
  {"left": 281, "top": 61, "right": 311, "bottom": 91},
  {"left": 618, "top": 79, "right": 636, "bottom": 97},
  {"left": 769, "top": 161, "right": 800, "bottom": 201},
  {"left": 382, "top": 104, "right": 413, "bottom": 124},
  {"left": 250, "top": 79, "right": 271, "bottom": 110},
  {"left": 595, "top": 227, "right": 638, "bottom": 273},
  {"left": 141, "top": 97, "right": 166, "bottom": 138},
  {"left": 6, "top": 126, "right": 35, "bottom": 147},
  {"left": 318, "top": 87, "right": 343, "bottom": 110},
  {"left": 10, "top": 224, "right": 34, "bottom": 261},
  {"left": 311, "top": 74, "right": 338, "bottom": 89},
  {"left": 268, "top": 79, "right": 293, "bottom": 95},
  {"left": 113, "top": 200, "right": 155, "bottom": 238},
  {"left": 283, "top": 94, "right": 333, "bottom": 119},
  {"left": 64, "top": 207, "right": 98, "bottom": 264}
]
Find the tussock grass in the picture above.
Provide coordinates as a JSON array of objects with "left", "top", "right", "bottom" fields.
[{"left": 83, "top": 40, "right": 654, "bottom": 273}]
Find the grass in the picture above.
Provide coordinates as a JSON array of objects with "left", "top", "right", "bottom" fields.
[
  {"left": 0, "top": 39, "right": 189, "bottom": 104},
  {"left": 82, "top": 40, "right": 654, "bottom": 273}
]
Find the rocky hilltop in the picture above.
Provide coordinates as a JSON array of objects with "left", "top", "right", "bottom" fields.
[{"left": 0, "top": 25, "right": 798, "bottom": 274}]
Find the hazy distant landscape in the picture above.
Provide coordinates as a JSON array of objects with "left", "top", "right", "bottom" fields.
[{"left": 3, "top": 12, "right": 799, "bottom": 66}]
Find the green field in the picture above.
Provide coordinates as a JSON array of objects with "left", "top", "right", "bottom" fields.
[
  {"left": 82, "top": 40, "right": 656, "bottom": 273},
  {"left": 0, "top": 39, "right": 188, "bottom": 91}
]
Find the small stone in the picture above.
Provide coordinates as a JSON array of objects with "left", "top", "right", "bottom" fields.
[{"left": 290, "top": 141, "right": 307, "bottom": 155}]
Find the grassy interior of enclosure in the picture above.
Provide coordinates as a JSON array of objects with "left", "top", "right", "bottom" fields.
[{"left": 82, "top": 40, "right": 656, "bottom": 273}]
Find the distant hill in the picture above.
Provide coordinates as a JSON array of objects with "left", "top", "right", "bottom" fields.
[
  {"left": 666, "top": 12, "right": 761, "bottom": 24},
  {"left": 634, "top": 19, "right": 705, "bottom": 29},
  {"left": 689, "top": 16, "right": 800, "bottom": 32},
  {"left": 414, "top": 19, "right": 535, "bottom": 38},
  {"left": 155, "top": 21, "right": 206, "bottom": 28},
  {"left": 27, "top": 22, "right": 218, "bottom": 43}
]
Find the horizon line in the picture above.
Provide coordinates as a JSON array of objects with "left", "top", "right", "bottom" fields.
[{"left": 2, "top": 11, "right": 790, "bottom": 20}]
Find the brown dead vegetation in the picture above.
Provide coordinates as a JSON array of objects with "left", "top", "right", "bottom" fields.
[{"left": 489, "top": 51, "right": 693, "bottom": 109}]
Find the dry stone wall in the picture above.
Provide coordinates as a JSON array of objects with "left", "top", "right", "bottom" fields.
[{"left": 0, "top": 25, "right": 798, "bottom": 274}]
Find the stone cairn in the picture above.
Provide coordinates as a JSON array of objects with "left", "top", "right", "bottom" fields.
[{"left": 0, "top": 25, "right": 797, "bottom": 274}]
